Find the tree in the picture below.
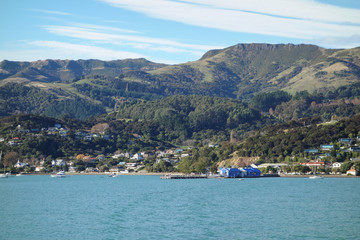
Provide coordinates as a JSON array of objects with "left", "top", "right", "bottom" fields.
[
  {"left": 3, "top": 152, "right": 20, "bottom": 168},
  {"left": 340, "top": 162, "right": 353, "bottom": 173}
]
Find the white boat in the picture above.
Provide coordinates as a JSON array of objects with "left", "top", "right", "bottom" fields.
[
  {"left": 109, "top": 173, "right": 117, "bottom": 178},
  {"left": 309, "top": 175, "right": 323, "bottom": 179},
  {"left": 51, "top": 171, "right": 66, "bottom": 178}
]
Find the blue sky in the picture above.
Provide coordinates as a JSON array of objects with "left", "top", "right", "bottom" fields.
[{"left": 1, "top": 0, "right": 360, "bottom": 64}]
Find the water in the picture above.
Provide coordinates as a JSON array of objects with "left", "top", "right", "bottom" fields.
[{"left": 0, "top": 176, "right": 359, "bottom": 240}]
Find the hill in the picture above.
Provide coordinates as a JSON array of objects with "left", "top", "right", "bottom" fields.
[{"left": 1, "top": 43, "right": 360, "bottom": 119}]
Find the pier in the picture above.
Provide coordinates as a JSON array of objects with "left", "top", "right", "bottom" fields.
[{"left": 160, "top": 174, "right": 208, "bottom": 179}]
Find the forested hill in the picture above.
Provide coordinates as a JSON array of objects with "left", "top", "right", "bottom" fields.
[{"left": 1, "top": 43, "right": 360, "bottom": 120}]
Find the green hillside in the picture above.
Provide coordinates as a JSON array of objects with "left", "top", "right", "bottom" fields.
[{"left": 1, "top": 43, "right": 360, "bottom": 119}]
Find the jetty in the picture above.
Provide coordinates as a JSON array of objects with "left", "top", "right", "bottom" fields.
[{"left": 160, "top": 174, "right": 207, "bottom": 179}]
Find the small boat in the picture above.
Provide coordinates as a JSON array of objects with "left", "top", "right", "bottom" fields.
[
  {"left": 0, "top": 173, "right": 8, "bottom": 178},
  {"left": 16, "top": 172, "right": 25, "bottom": 176},
  {"left": 109, "top": 173, "right": 117, "bottom": 178},
  {"left": 309, "top": 175, "right": 323, "bottom": 179},
  {"left": 51, "top": 171, "right": 66, "bottom": 178}
]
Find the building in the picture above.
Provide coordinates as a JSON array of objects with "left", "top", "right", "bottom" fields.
[
  {"left": 52, "top": 159, "right": 66, "bottom": 167},
  {"left": 305, "top": 149, "right": 319, "bottom": 154},
  {"left": 320, "top": 145, "right": 334, "bottom": 151},
  {"left": 338, "top": 138, "right": 354, "bottom": 145},
  {"left": 346, "top": 168, "right": 358, "bottom": 176},
  {"left": 131, "top": 153, "right": 143, "bottom": 161},
  {"left": 242, "top": 167, "right": 261, "bottom": 177},
  {"left": 300, "top": 161, "right": 329, "bottom": 167},
  {"left": 14, "top": 160, "right": 29, "bottom": 168},
  {"left": 219, "top": 168, "right": 244, "bottom": 178},
  {"left": 332, "top": 162, "right": 342, "bottom": 168}
]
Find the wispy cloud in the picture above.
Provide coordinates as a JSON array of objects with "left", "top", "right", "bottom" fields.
[
  {"left": 42, "top": 24, "right": 223, "bottom": 53},
  {"left": 306, "top": 35, "right": 360, "bottom": 49},
  {"left": 29, "top": 41, "right": 147, "bottom": 60},
  {"left": 30, "top": 8, "right": 71, "bottom": 16},
  {"left": 98, "top": 0, "right": 360, "bottom": 39}
]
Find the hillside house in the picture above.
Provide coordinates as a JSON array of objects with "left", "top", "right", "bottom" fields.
[
  {"left": 35, "top": 166, "right": 48, "bottom": 172},
  {"left": 320, "top": 145, "right": 334, "bottom": 151},
  {"left": 338, "top": 138, "right": 354, "bottom": 145},
  {"left": 131, "top": 153, "right": 143, "bottom": 161},
  {"left": 305, "top": 149, "right": 319, "bottom": 154},
  {"left": 346, "top": 168, "right": 358, "bottom": 176},
  {"left": 52, "top": 159, "right": 66, "bottom": 167},
  {"left": 332, "top": 162, "right": 343, "bottom": 168},
  {"left": 14, "top": 160, "right": 29, "bottom": 168}
]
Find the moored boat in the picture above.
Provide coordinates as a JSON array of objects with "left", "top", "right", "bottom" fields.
[
  {"left": 309, "top": 175, "right": 323, "bottom": 179},
  {"left": 51, "top": 171, "right": 66, "bottom": 178}
]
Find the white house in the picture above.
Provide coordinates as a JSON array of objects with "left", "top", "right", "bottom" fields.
[
  {"left": 346, "top": 168, "right": 358, "bottom": 176},
  {"left": 35, "top": 166, "right": 48, "bottom": 172},
  {"left": 332, "top": 162, "right": 342, "bottom": 168},
  {"left": 131, "top": 153, "right": 143, "bottom": 161},
  {"left": 51, "top": 159, "right": 67, "bottom": 167},
  {"left": 14, "top": 160, "right": 29, "bottom": 168}
]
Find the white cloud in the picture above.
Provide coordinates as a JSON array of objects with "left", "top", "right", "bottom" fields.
[
  {"left": 179, "top": 0, "right": 360, "bottom": 24},
  {"left": 0, "top": 41, "right": 147, "bottom": 61},
  {"left": 42, "top": 25, "right": 223, "bottom": 52},
  {"left": 30, "top": 8, "right": 71, "bottom": 16},
  {"left": 306, "top": 35, "right": 360, "bottom": 49},
  {"left": 30, "top": 41, "right": 147, "bottom": 59},
  {"left": 71, "top": 23, "right": 139, "bottom": 34},
  {"left": 98, "top": 0, "right": 360, "bottom": 39}
]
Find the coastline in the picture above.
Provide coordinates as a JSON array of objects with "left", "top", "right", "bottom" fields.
[{"left": 14, "top": 172, "right": 359, "bottom": 178}]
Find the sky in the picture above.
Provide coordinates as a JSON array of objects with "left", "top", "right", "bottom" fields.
[{"left": 1, "top": 0, "right": 360, "bottom": 64}]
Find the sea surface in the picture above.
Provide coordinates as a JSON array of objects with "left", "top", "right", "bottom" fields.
[{"left": 0, "top": 175, "right": 359, "bottom": 240}]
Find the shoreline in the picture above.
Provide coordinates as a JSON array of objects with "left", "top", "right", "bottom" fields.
[{"left": 12, "top": 172, "right": 359, "bottom": 178}]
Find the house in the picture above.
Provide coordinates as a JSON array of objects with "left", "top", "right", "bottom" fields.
[
  {"left": 85, "top": 167, "right": 98, "bottom": 172},
  {"left": 68, "top": 166, "right": 77, "bottom": 173},
  {"left": 219, "top": 168, "right": 244, "bottom": 178},
  {"left": 59, "top": 129, "right": 68, "bottom": 137},
  {"left": 102, "top": 135, "right": 111, "bottom": 140},
  {"left": 84, "top": 135, "right": 93, "bottom": 141},
  {"left": 133, "top": 133, "right": 142, "bottom": 139},
  {"left": 338, "top": 138, "right": 354, "bottom": 145},
  {"left": 257, "top": 163, "right": 287, "bottom": 171},
  {"left": 305, "top": 149, "right": 319, "bottom": 154},
  {"left": 131, "top": 153, "right": 143, "bottom": 161},
  {"left": 208, "top": 143, "right": 219, "bottom": 148},
  {"left": 301, "top": 161, "right": 326, "bottom": 167},
  {"left": 126, "top": 162, "right": 138, "bottom": 169},
  {"left": 97, "top": 155, "right": 105, "bottom": 161},
  {"left": 346, "top": 168, "right": 358, "bottom": 176},
  {"left": 109, "top": 166, "right": 121, "bottom": 173},
  {"left": 350, "top": 147, "right": 360, "bottom": 152},
  {"left": 35, "top": 166, "right": 48, "bottom": 172},
  {"left": 82, "top": 156, "right": 96, "bottom": 164},
  {"left": 320, "top": 145, "right": 334, "bottom": 151},
  {"left": 51, "top": 159, "right": 66, "bottom": 167},
  {"left": 332, "top": 162, "right": 343, "bottom": 168},
  {"left": 14, "top": 160, "right": 29, "bottom": 168},
  {"left": 242, "top": 167, "right": 261, "bottom": 177}
]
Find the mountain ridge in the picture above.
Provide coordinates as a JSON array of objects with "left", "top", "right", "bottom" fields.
[{"left": 1, "top": 43, "right": 360, "bottom": 119}]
